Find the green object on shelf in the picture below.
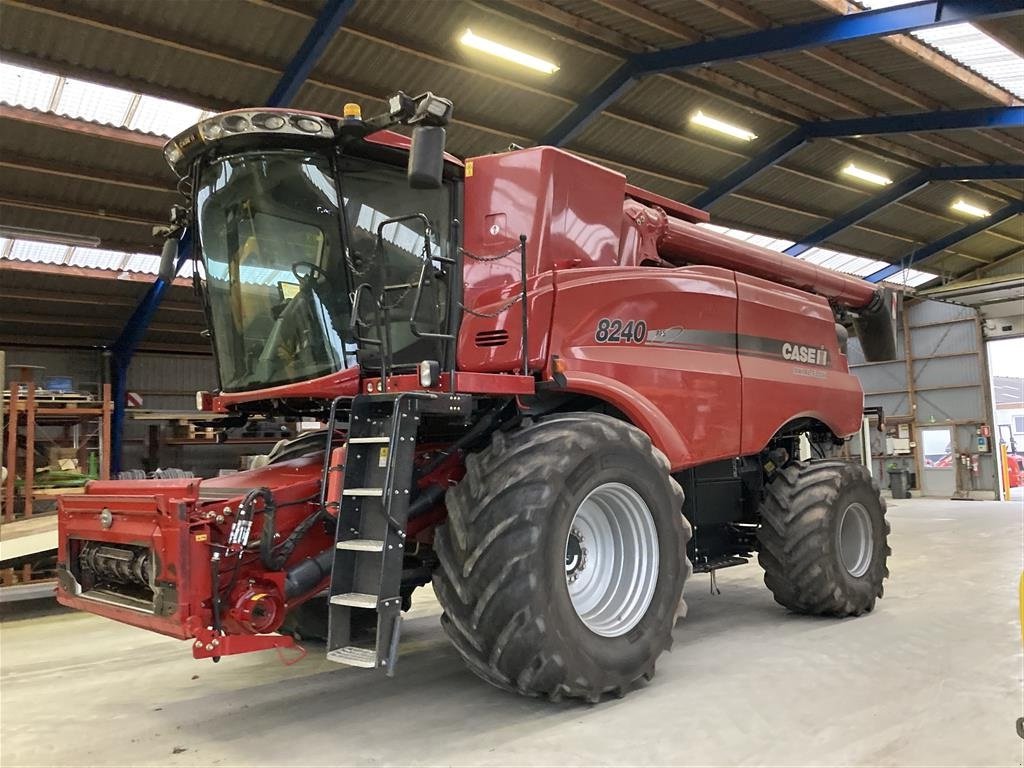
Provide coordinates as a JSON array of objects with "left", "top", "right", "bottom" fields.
[
  {"left": 15, "top": 469, "right": 89, "bottom": 489},
  {"left": 87, "top": 450, "right": 99, "bottom": 479}
]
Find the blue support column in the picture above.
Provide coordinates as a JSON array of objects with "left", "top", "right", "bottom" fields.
[
  {"left": 866, "top": 199, "right": 1024, "bottom": 283},
  {"left": 785, "top": 164, "right": 1024, "bottom": 257},
  {"left": 109, "top": 231, "right": 192, "bottom": 472},
  {"left": 266, "top": 0, "right": 356, "bottom": 107}
]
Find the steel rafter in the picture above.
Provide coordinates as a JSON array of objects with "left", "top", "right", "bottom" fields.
[
  {"left": 266, "top": 0, "right": 357, "bottom": 107},
  {"left": 784, "top": 164, "right": 1024, "bottom": 257},
  {"left": 692, "top": 106, "right": 1024, "bottom": 209},
  {"left": 541, "top": 0, "right": 1021, "bottom": 146},
  {"left": 866, "top": 199, "right": 1024, "bottom": 282},
  {"left": 108, "top": 0, "right": 356, "bottom": 471}
]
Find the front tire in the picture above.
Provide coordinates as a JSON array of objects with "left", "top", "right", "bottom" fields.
[
  {"left": 758, "top": 460, "right": 890, "bottom": 616},
  {"left": 432, "top": 414, "right": 691, "bottom": 701}
]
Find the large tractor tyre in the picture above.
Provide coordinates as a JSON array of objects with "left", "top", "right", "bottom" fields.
[
  {"left": 432, "top": 413, "right": 691, "bottom": 702},
  {"left": 757, "top": 459, "right": 890, "bottom": 616}
]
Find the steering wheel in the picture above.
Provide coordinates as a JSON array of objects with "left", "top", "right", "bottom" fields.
[{"left": 292, "top": 261, "right": 326, "bottom": 286}]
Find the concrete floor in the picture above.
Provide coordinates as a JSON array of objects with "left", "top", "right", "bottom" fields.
[{"left": 1, "top": 497, "right": 1021, "bottom": 767}]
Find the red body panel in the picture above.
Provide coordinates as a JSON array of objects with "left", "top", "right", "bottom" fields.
[{"left": 548, "top": 266, "right": 742, "bottom": 469}]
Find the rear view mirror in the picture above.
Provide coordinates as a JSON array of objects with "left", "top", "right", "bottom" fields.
[
  {"left": 408, "top": 125, "right": 445, "bottom": 189},
  {"left": 158, "top": 236, "right": 179, "bottom": 283}
]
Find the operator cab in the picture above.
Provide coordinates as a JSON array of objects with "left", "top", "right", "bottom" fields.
[{"left": 160, "top": 94, "right": 460, "bottom": 404}]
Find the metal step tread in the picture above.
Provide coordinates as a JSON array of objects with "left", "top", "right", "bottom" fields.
[
  {"left": 336, "top": 538, "right": 384, "bottom": 552},
  {"left": 330, "top": 592, "right": 379, "bottom": 609},
  {"left": 343, "top": 487, "right": 384, "bottom": 497},
  {"left": 347, "top": 436, "right": 390, "bottom": 444},
  {"left": 327, "top": 646, "right": 378, "bottom": 668}
]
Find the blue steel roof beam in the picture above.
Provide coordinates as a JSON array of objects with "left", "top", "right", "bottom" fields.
[
  {"left": 690, "top": 130, "right": 807, "bottom": 210},
  {"left": 631, "top": 0, "right": 1021, "bottom": 75},
  {"left": 806, "top": 106, "right": 1024, "bottom": 138},
  {"left": 866, "top": 198, "right": 1024, "bottom": 283},
  {"left": 785, "top": 164, "right": 1024, "bottom": 257},
  {"left": 691, "top": 106, "right": 1024, "bottom": 209},
  {"left": 266, "top": 0, "right": 357, "bottom": 107},
  {"left": 540, "top": 61, "right": 641, "bottom": 147}
]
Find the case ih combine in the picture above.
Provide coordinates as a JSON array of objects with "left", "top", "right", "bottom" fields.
[{"left": 57, "top": 92, "right": 893, "bottom": 702}]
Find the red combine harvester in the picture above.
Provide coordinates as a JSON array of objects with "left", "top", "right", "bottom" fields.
[{"left": 57, "top": 92, "right": 894, "bottom": 702}]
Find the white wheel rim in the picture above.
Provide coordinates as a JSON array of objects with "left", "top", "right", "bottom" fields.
[
  {"left": 565, "top": 482, "right": 660, "bottom": 638},
  {"left": 837, "top": 501, "right": 873, "bottom": 577}
]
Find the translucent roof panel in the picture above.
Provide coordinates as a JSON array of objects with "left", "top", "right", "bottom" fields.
[
  {"left": 2, "top": 61, "right": 208, "bottom": 137},
  {"left": 67, "top": 247, "right": 130, "bottom": 271},
  {"left": 697, "top": 223, "right": 937, "bottom": 288},
  {"left": 129, "top": 94, "right": 204, "bottom": 137},
  {"left": 0, "top": 62, "right": 59, "bottom": 110},
  {"left": 8, "top": 239, "right": 71, "bottom": 264},
  {"left": 56, "top": 77, "right": 135, "bottom": 125},
  {"left": 699, "top": 223, "right": 795, "bottom": 252},
  {"left": 858, "top": 1, "right": 1024, "bottom": 99},
  {"left": 1, "top": 238, "right": 196, "bottom": 280}
]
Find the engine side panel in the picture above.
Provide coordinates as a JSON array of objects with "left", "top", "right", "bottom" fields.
[
  {"left": 548, "top": 266, "right": 865, "bottom": 470},
  {"left": 549, "top": 265, "right": 743, "bottom": 469},
  {"left": 735, "top": 272, "right": 863, "bottom": 453}
]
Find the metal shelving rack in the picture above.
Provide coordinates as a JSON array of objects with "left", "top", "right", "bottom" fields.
[{"left": 2, "top": 368, "right": 111, "bottom": 523}]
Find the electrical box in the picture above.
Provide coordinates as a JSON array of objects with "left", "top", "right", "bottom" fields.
[
  {"left": 886, "top": 437, "right": 912, "bottom": 455},
  {"left": 976, "top": 435, "right": 990, "bottom": 453}
]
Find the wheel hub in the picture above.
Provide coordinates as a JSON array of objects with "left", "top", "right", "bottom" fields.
[
  {"left": 564, "top": 482, "right": 660, "bottom": 638},
  {"left": 565, "top": 528, "right": 588, "bottom": 583}
]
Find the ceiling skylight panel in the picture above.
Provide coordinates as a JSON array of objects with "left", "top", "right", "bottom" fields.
[
  {"left": 56, "top": 77, "right": 135, "bottom": 124},
  {"left": 0, "top": 62, "right": 59, "bottom": 110},
  {"left": 122, "top": 253, "right": 163, "bottom": 274},
  {"left": 67, "top": 247, "right": 128, "bottom": 270},
  {"left": 8, "top": 239, "right": 70, "bottom": 264},
  {"left": 857, "top": 1, "right": 1024, "bottom": 99},
  {"left": 129, "top": 95, "right": 204, "bottom": 137}
]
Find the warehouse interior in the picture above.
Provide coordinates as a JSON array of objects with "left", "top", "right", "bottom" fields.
[{"left": 1, "top": 1, "right": 1021, "bottom": 766}]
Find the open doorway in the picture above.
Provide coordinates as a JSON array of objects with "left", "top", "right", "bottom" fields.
[{"left": 987, "top": 337, "right": 1024, "bottom": 501}]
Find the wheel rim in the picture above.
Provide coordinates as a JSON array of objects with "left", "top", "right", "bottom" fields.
[
  {"left": 837, "top": 501, "right": 873, "bottom": 577},
  {"left": 564, "top": 482, "right": 659, "bottom": 638}
]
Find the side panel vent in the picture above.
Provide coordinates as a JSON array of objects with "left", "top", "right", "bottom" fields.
[{"left": 475, "top": 330, "right": 509, "bottom": 348}]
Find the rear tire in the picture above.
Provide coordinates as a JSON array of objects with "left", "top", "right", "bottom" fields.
[
  {"left": 432, "top": 414, "right": 691, "bottom": 702},
  {"left": 758, "top": 459, "right": 890, "bottom": 616}
]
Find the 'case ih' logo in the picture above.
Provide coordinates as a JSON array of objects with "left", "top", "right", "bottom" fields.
[{"left": 782, "top": 343, "right": 829, "bottom": 367}]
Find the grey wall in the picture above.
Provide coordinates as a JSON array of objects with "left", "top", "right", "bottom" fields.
[{"left": 848, "top": 298, "right": 997, "bottom": 497}]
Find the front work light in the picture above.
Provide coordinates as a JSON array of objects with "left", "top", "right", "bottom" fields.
[{"left": 419, "top": 360, "right": 441, "bottom": 388}]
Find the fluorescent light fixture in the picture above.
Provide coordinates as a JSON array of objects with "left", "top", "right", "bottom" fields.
[
  {"left": 0, "top": 226, "right": 100, "bottom": 247},
  {"left": 951, "top": 198, "right": 990, "bottom": 218},
  {"left": 690, "top": 110, "right": 757, "bottom": 141},
  {"left": 841, "top": 162, "right": 892, "bottom": 186},
  {"left": 459, "top": 29, "right": 559, "bottom": 74}
]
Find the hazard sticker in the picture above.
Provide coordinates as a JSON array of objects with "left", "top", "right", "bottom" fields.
[{"left": 378, "top": 447, "right": 389, "bottom": 468}]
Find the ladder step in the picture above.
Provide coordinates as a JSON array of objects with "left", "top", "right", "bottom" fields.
[
  {"left": 343, "top": 487, "right": 383, "bottom": 497},
  {"left": 327, "top": 646, "right": 378, "bottom": 668},
  {"left": 330, "top": 592, "right": 379, "bottom": 609},
  {"left": 347, "top": 436, "right": 390, "bottom": 444},
  {"left": 336, "top": 539, "right": 385, "bottom": 552}
]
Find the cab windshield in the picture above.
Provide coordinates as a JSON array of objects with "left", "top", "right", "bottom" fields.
[{"left": 195, "top": 151, "right": 451, "bottom": 392}]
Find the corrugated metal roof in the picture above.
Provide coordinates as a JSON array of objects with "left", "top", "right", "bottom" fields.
[{"left": 0, "top": 0, "right": 1020, "bottom": 308}]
